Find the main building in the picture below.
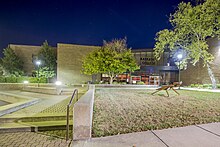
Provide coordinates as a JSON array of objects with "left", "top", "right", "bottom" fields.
[{"left": 9, "top": 38, "right": 220, "bottom": 86}]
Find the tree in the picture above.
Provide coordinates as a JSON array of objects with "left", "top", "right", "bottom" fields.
[
  {"left": 38, "top": 67, "right": 56, "bottom": 79},
  {"left": 37, "top": 41, "right": 57, "bottom": 80},
  {"left": 154, "top": 0, "right": 220, "bottom": 89},
  {"left": 38, "top": 40, "right": 56, "bottom": 71},
  {"left": 82, "top": 38, "right": 139, "bottom": 84},
  {"left": 1, "top": 47, "right": 23, "bottom": 76}
]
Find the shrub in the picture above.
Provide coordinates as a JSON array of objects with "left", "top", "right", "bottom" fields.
[
  {"left": 202, "top": 84, "right": 212, "bottom": 88},
  {"left": 190, "top": 84, "right": 195, "bottom": 87},
  {"left": 5, "top": 76, "right": 17, "bottom": 83},
  {"left": 0, "top": 76, "right": 47, "bottom": 83},
  {"left": 198, "top": 84, "right": 203, "bottom": 88},
  {"left": 120, "top": 82, "right": 127, "bottom": 85},
  {"left": 194, "top": 84, "right": 199, "bottom": 87},
  {"left": 112, "top": 81, "right": 120, "bottom": 85},
  {"left": 137, "top": 81, "right": 145, "bottom": 85},
  {"left": 202, "top": 84, "right": 210, "bottom": 88},
  {"left": 0, "top": 77, "right": 6, "bottom": 83},
  {"left": 28, "top": 77, "right": 47, "bottom": 83}
]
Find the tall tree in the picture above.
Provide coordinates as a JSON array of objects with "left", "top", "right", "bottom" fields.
[
  {"left": 1, "top": 47, "right": 24, "bottom": 76},
  {"left": 38, "top": 40, "right": 56, "bottom": 71},
  {"left": 82, "top": 38, "right": 139, "bottom": 84},
  {"left": 154, "top": 0, "right": 220, "bottom": 89},
  {"left": 38, "top": 41, "right": 57, "bottom": 80}
]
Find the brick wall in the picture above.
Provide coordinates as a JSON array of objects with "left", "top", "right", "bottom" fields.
[
  {"left": 10, "top": 44, "right": 57, "bottom": 76},
  {"left": 9, "top": 44, "right": 41, "bottom": 76},
  {"left": 181, "top": 38, "right": 220, "bottom": 85},
  {"left": 57, "top": 43, "right": 100, "bottom": 84}
]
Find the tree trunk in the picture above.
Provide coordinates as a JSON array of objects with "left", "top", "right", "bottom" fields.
[
  {"left": 207, "top": 63, "right": 217, "bottom": 89},
  {"left": 109, "top": 76, "right": 113, "bottom": 84},
  {"left": 129, "top": 71, "right": 132, "bottom": 84}
]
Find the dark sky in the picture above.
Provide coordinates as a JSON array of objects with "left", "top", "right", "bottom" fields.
[{"left": 0, "top": 0, "right": 190, "bottom": 56}]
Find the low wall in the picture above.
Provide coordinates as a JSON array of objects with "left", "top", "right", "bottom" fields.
[
  {"left": 0, "top": 92, "right": 39, "bottom": 116},
  {"left": 0, "top": 83, "right": 24, "bottom": 90},
  {"left": 73, "top": 85, "right": 95, "bottom": 140},
  {"left": 0, "top": 97, "right": 39, "bottom": 117},
  {"left": 95, "top": 84, "right": 158, "bottom": 89},
  {"left": 0, "top": 83, "right": 57, "bottom": 90},
  {"left": 23, "top": 86, "right": 62, "bottom": 95}
]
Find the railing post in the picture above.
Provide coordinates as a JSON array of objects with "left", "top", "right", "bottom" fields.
[
  {"left": 66, "top": 89, "right": 79, "bottom": 141},
  {"left": 66, "top": 105, "right": 70, "bottom": 141},
  {"left": 77, "top": 90, "right": 78, "bottom": 101}
]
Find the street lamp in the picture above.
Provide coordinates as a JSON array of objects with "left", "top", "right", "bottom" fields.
[
  {"left": 177, "top": 53, "right": 183, "bottom": 89},
  {"left": 35, "top": 60, "right": 41, "bottom": 87}
]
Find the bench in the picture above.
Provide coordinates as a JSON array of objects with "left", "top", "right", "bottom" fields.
[{"left": 151, "top": 82, "right": 182, "bottom": 97}]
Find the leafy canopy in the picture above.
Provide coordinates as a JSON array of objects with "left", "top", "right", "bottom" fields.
[
  {"left": 82, "top": 38, "right": 139, "bottom": 83},
  {"left": 154, "top": 0, "right": 220, "bottom": 66},
  {"left": 38, "top": 40, "right": 57, "bottom": 70},
  {"left": 1, "top": 47, "right": 24, "bottom": 76},
  {"left": 37, "top": 41, "right": 57, "bottom": 79},
  {"left": 38, "top": 67, "right": 56, "bottom": 79}
]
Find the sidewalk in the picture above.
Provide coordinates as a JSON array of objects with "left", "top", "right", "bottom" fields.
[
  {"left": 181, "top": 87, "right": 220, "bottom": 93},
  {"left": 73, "top": 122, "right": 220, "bottom": 147},
  {"left": 0, "top": 90, "right": 69, "bottom": 118}
]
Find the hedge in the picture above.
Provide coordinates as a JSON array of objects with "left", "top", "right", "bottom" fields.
[{"left": 0, "top": 76, "right": 47, "bottom": 83}]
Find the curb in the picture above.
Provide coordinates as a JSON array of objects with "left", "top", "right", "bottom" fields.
[{"left": 0, "top": 125, "right": 72, "bottom": 133}]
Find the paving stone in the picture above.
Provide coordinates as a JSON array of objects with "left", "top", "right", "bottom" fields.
[
  {"left": 73, "top": 131, "right": 166, "bottom": 147},
  {"left": 153, "top": 125, "right": 220, "bottom": 147},
  {"left": 198, "top": 122, "right": 220, "bottom": 136},
  {"left": 0, "top": 132, "right": 69, "bottom": 147}
]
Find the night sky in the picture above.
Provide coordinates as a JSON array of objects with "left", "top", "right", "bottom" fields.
[{"left": 0, "top": 0, "right": 190, "bottom": 56}]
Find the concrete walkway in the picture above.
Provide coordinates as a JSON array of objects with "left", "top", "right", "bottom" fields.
[
  {"left": 181, "top": 87, "right": 220, "bottom": 93},
  {"left": 0, "top": 90, "right": 69, "bottom": 118},
  {"left": 73, "top": 122, "right": 220, "bottom": 147}
]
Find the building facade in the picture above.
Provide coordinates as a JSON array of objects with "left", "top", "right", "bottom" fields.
[
  {"left": 9, "top": 44, "right": 41, "bottom": 76},
  {"left": 131, "top": 49, "right": 178, "bottom": 85},
  {"left": 9, "top": 38, "right": 220, "bottom": 85},
  {"left": 57, "top": 43, "right": 100, "bottom": 84},
  {"left": 180, "top": 38, "right": 220, "bottom": 85}
]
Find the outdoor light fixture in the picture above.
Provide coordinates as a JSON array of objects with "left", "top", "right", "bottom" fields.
[
  {"left": 23, "top": 81, "right": 29, "bottom": 84},
  {"left": 177, "top": 54, "right": 183, "bottom": 60},
  {"left": 55, "top": 81, "right": 62, "bottom": 86},
  {"left": 36, "top": 60, "right": 41, "bottom": 66},
  {"left": 23, "top": 80, "right": 29, "bottom": 89},
  {"left": 35, "top": 60, "right": 41, "bottom": 87},
  {"left": 55, "top": 81, "right": 62, "bottom": 95}
]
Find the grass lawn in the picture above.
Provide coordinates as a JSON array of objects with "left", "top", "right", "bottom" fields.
[{"left": 92, "top": 89, "right": 220, "bottom": 137}]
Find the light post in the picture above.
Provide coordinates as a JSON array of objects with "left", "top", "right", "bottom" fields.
[
  {"left": 23, "top": 80, "right": 29, "bottom": 89},
  {"left": 177, "top": 54, "right": 183, "bottom": 89},
  {"left": 55, "top": 81, "right": 62, "bottom": 95},
  {"left": 36, "top": 60, "right": 41, "bottom": 87}
]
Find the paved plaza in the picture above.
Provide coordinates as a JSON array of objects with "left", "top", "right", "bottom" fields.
[
  {"left": 0, "top": 90, "right": 72, "bottom": 146},
  {"left": 0, "top": 132, "right": 71, "bottom": 147},
  {"left": 0, "top": 90, "right": 69, "bottom": 118},
  {"left": 73, "top": 122, "right": 220, "bottom": 147}
]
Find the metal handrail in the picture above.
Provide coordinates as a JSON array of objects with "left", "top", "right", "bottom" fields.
[{"left": 66, "top": 89, "right": 78, "bottom": 141}]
